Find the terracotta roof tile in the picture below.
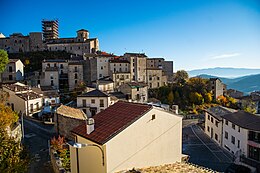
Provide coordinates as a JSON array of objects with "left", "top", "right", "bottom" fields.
[{"left": 72, "top": 101, "right": 152, "bottom": 144}]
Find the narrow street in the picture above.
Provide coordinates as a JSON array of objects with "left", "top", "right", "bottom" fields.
[
  {"left": 23, "top": 118, "right": 55, "bottom": 173},
  {"left": 182, "top": 124, "right": 234, "bottom": 172}
]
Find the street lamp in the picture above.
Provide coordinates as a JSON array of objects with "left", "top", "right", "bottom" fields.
[{"left": 67, "top": 141, "right": 105, "bottom": 166}]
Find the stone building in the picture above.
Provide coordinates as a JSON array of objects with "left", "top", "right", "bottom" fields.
[
  {"left": 68, "top": 61, "right": 84, "bottom": 91},
  {"left": 146, "top": 68, "right": 167, "bottom": 89},
  {"left": 123, "top": 53, "right": 147, "bottom": 82},
  {"left": 0, "top": 32, "right": 44, "bottom": 53},
  {"left": 119, "top": 82, "right": 148, "bottom": 103},
  {"left": 209, "top": 78, "right": 225, "bottom": 100},
  {"left": 83, "top": 52, "right": 115, "bottom": 84},
  {"left": 55, "top": 105, "right": 86, "bottom": 140},
  {"left": 41, "top": 59, "right": 84, "bottom": 91},
  {"left": 0, "top": 59, "right": 24, "bottom": 83},
  {"left": 146, "top": 58, "right": 173, "bottom": 82},
  {"left": 46, "top": 29, "right": 99, "bottom": 55}
]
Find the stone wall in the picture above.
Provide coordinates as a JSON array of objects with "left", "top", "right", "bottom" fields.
[{"left": 55, "top": 114, "right": 85, "bottom": 140}]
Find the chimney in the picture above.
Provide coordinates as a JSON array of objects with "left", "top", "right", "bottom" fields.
[
  {"left": 86, "top": 118, "right": 95, "bottom": 134},
  {"left": 172, "top": 105, "right": 178, "bottom": 114}
]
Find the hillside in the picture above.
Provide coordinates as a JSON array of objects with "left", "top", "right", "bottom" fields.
[
  {"left": 188, "top": 67, "right": 260, "bottom": 78},
  {"left": 198, "top": 74, "right": 260, "bottom": 94}
]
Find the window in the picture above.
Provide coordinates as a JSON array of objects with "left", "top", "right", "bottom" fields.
[
  {"left": 8, "top": 75, "right": 13, "bottom": 80},
  {"left": 100, "top": 99, "right": 104, "bottom": 107},
  {"left": 238, "top": 127, "right": 240, "bottom": 132},
  {"left": 78, "top": 46, "right": 80, "bottom": 49},
  {"left": 9, "top": 66, "right": 12, "bottom": 72},
  {"left": 54, "top": 63, "right": 57, "bottom": 67},
  {"left": 99, "top": 74, "right": 102, "bottom": 77},
  {"left": 137, "top": 87, "right": 139, "bottom": 91},
  {"left": 91, "top": 99, "right": 95, "bottom": 104},
  {"left": 207, "top": 126, "right": 210, "bottom": 132},
  {"left": 215, "top": 120, "right": 219, "bottom": 127},
  {"left": 120, "top": 64, "right": 121, "bottom": 66},
  {"left": 82, "top": 99, "right": 86, "bottom": 107},
  {"left": 215, "top": 133, "right": 218, "bottom": 141},
  {"left": 158, "top": 82, "right": 160, "bottom": 87},
  {"left": 211, "top": 117, "right": 213, "bottom": 123},
  {"left": 101, "top": 66, "right": 103, "bottom": 70},
  {"left": 225, "top": 131, "right": 228, "bottom": 139},
  {"left": 225, "top": 119, "right": 228, "bottom": 125},
  {"left": 119, "top": 68, "right": 122, "bottom": 72},
  {"left": 60, "top": 64, "right": 64, "bottom": 69},
  {"left": 232, "top": 123, "right": 235, "bottom": 130},
  {"left": 208, "top": 114, "right": 210, "bottom": 120},
  {"left": 114, "top": 68, "right": 116, "bottom": 72},
  {"left": 51, "top": 80, "right": 54, "bottom": 86},
  {"left": 231, "top": 136, "right": 235, "bottom": 144},
  {"left": 75, "top": 67, "right": 78, "bottom": 72},
  {"left": 75, "top": 80, "right": 77, "bottom": 84},
  {"left": 75, "top": 73, "right": 78, "bottom": 79},
  {"left": 157, "top": 77, "right": 160, "bottom": 80},
  {"left": 237, "top": 140, "right": 240, "bottom": 148}
]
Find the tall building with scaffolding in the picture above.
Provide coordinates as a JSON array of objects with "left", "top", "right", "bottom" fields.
[{"left": 42, "top": 19, "right": 59, "bottom": 41}]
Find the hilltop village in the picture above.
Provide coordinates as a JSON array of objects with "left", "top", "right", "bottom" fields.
[{"left": 0, "top": 20, "right": 259, "bottom": 173}]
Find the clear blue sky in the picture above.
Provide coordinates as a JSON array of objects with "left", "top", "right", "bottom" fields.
[{"left": 2, "top": 0, "right": 260, "bottom": 71}]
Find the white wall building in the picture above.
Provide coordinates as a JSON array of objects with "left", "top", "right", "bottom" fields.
[
  {"left": 3, "top": 82, "right": 43, "bottom": 116},
  {"left": 0, "top": 59, "right": 24, "bottom": 83},
  {"left": 77, "top": 89, "right": 114, "bottom": 117},
  {"left": 70, "top": 101, "right": 183, "bottom": 173}
]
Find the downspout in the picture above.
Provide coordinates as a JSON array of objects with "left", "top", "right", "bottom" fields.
[{"left": 76, "top": 136, "right": 80, "bottom": 173}]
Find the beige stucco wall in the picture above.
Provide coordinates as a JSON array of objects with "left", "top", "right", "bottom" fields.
[
  {"left": 106, "top": 108, "right": 182, "bottom": 173},
  {"left": 71, "top": 108, "right": 182, "bottom": 173},
  {"left": 70, "top": 136, "right": 106, "bottom": 173},
  {"left": 204, "top": 112, "right": 223, "bottom": 146}
]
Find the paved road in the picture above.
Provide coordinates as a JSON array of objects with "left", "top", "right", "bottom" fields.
[
  {"left": 183, "top": 124, "right": 234, "bottom": 172},
  {"left": 23, "top": 118, "right": 55, "bottom": 173}
]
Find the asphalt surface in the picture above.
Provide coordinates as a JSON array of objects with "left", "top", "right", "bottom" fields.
[
  {"left": 23, "top": 118, "right": 55, "bottom": 173},
  {"left": 183, "top": 124, "right": 234, "bottom": 172}
]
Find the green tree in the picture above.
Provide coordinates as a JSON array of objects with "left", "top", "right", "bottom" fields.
[
  {"left": 0, "top": 50, "right": 9, "bottom": 73},
  {"left": 174, "top": 70, "right": 189, "bottom": 86},
  {"left": 167, "top": 91, "right": 174, "bottom": 106}
]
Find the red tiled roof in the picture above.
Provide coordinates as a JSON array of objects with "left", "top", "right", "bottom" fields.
[{"left": 71, "top": 101, "right": 152, "bottom": 145}]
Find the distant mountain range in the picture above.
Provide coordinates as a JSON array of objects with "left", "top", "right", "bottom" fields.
[
  {"left": 197, "top": 74, "right": 260, "bottom": 94},
  {"left": 187, "top": 67, "right": 260, "bottom": 94},
  {"left": 188, "top": 67, "right": 260, "bottom": 78}
]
